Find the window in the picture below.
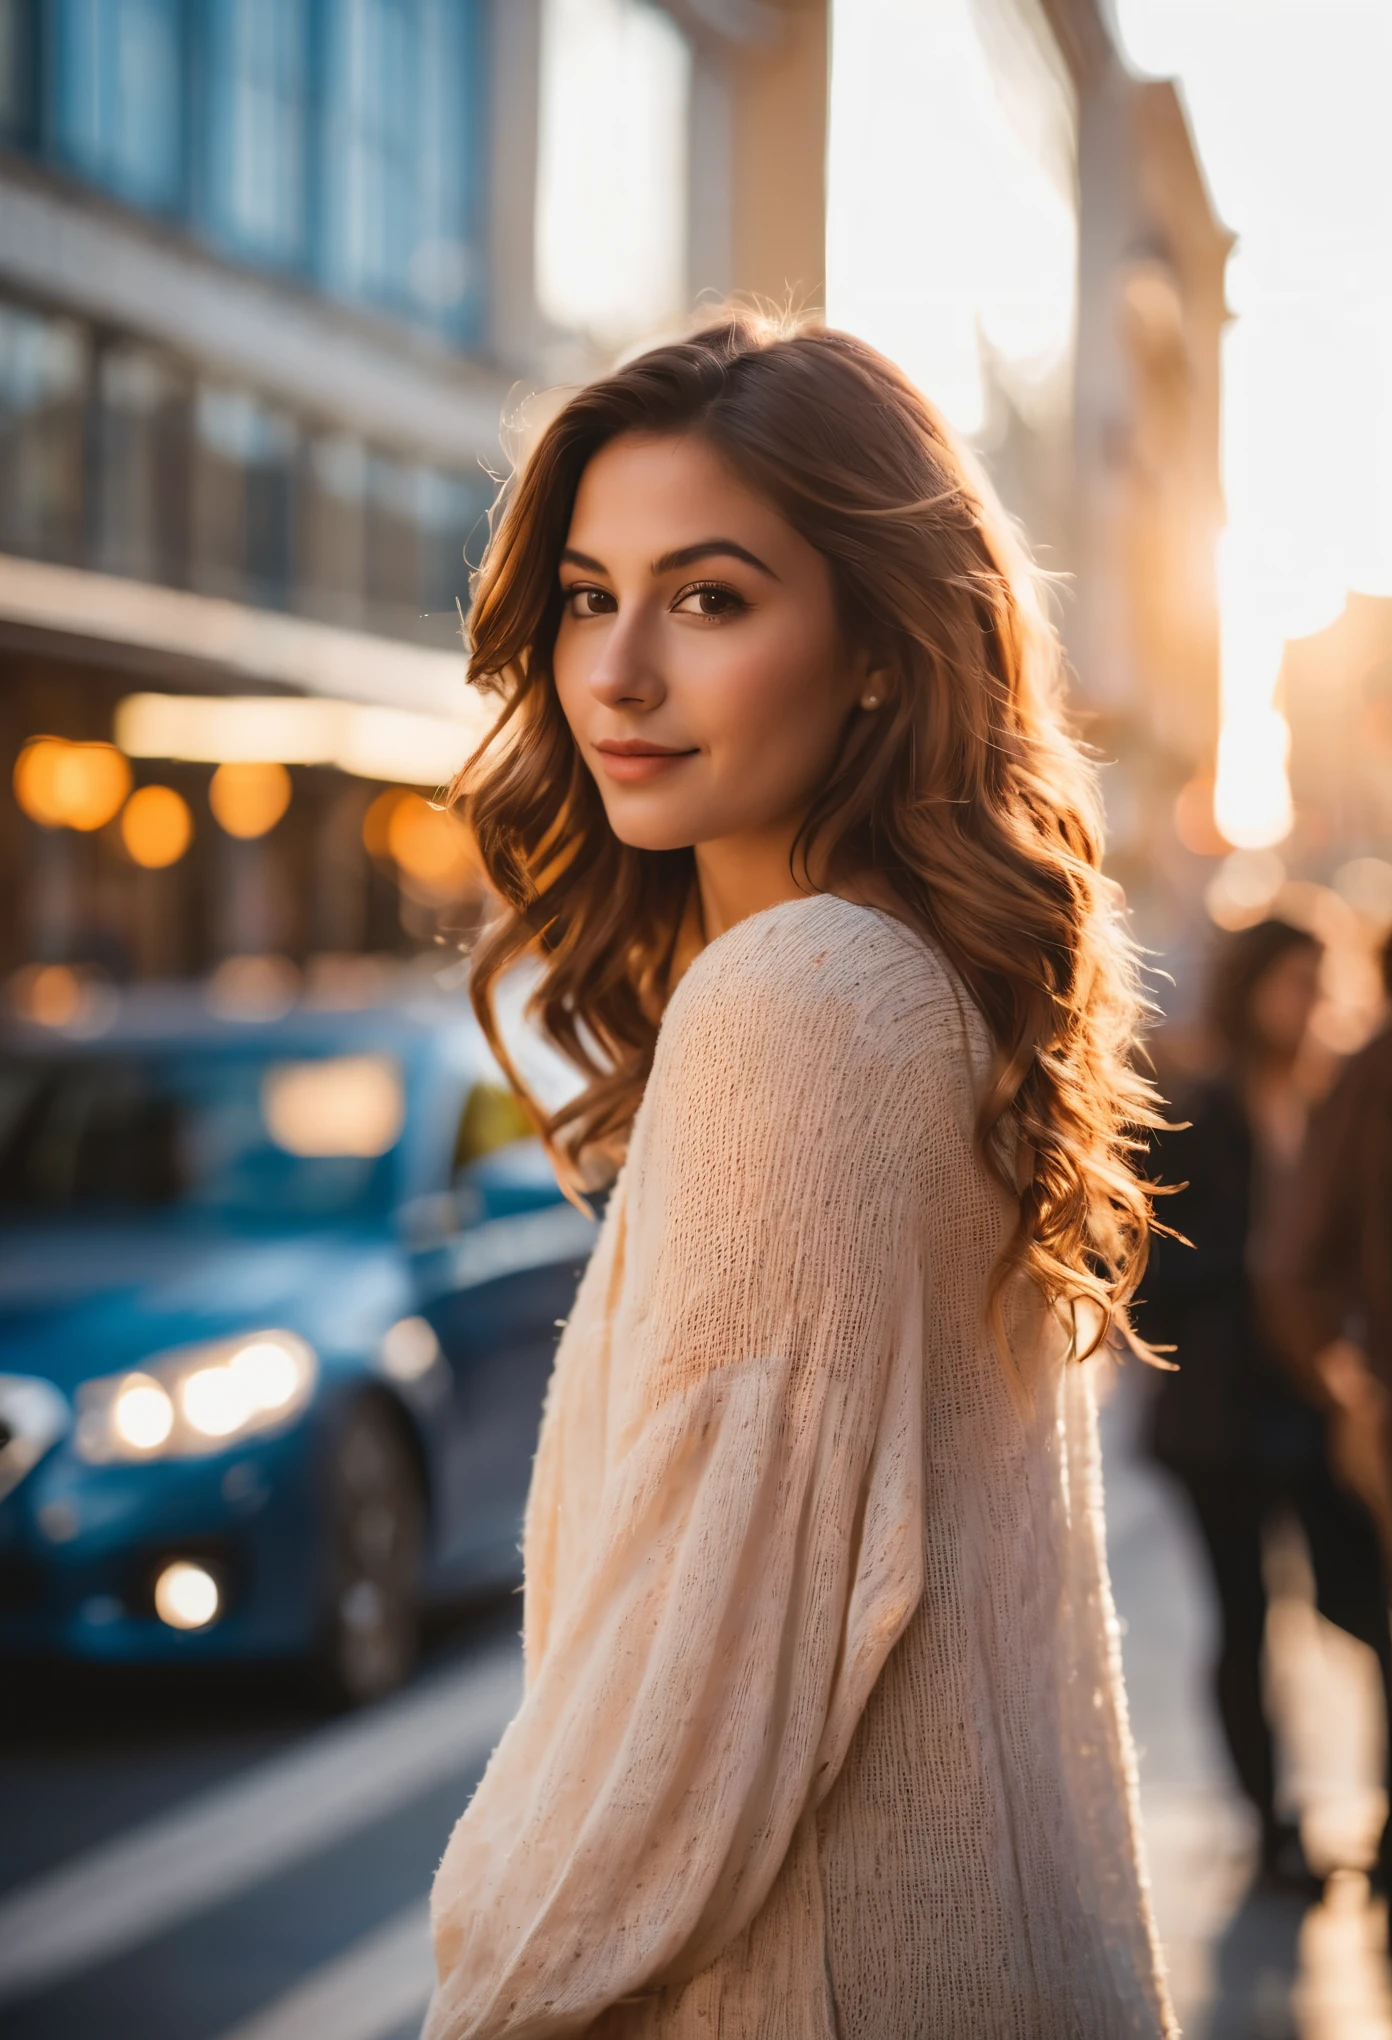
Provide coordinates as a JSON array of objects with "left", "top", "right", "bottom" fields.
[
  {"left": 51, "top": 0, "right": 184, "bottom": 212},
  {"left": 418, "top": 468, "right": 489, "bottom": 625},
  {"left": 0, "top": 288, "right": 488, "bottom": 634},
  {"left": 418, "top": 471, "right": 481, "bottom": 612},
  {"left": 324, "top": 0, "right": 414, "bottom": 309},
  {"left": 0, "top": 302, "right": 87, "bottom": 562},
  {"left": 320, "top": 0, "right": 484, "bottom": 339},
  {"left": 192, "top": 385, "right": 298, "bottom": 609},
  {"left": 411, "top": 0, "right": 481, "bottom": 328},
  {"left": 204, "top": 0, "right": 309, "bottom": 269},
  {"left": 362, "top": 452, "right": 423, "bottom": 635},
  {"left": 11, "top": 1, "right": 485, "bottom": 346},
  {"left": 362, "top": 456, "right": 488, "bottom": 642},
  {"left": 536, "top": 0, "right": 691, "bottom": 346},
  {"left": 94, "top": 342, "right": 189, "bottom": 584},
  {"left": 299, "top": 432, "right": 369, "bottom": 628},
  {"left": 0, "top": 1052, "right": 399, "bottom": 1222},
  {"left": 0, "top": 0, "right": 36, "bottom": 144},
  {"left": 827, "top": 0, "right": 1076, "bottom": 439}
]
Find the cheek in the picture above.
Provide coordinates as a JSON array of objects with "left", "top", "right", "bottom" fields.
[{"left": 698, "top": 613, "right": 844, "bottom": 764}]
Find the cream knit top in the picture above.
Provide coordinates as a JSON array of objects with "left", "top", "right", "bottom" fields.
[{"left": 426, "top": 895, "right": 1176, "bottom": 2040}]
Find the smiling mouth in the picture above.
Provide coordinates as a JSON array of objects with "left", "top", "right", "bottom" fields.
[
  {"left": 595, "top": 740, "right": 697, "bottom": 757},
  {"left": 593, "top": 740, "right": 698, "bottom": 782}
]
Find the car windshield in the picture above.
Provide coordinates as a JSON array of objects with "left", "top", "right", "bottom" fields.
[{"left": 0, "top": 1048, "right": 407, "bottom": 1226}]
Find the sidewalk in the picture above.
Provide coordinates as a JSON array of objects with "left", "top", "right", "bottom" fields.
[{"left": 1102, "top": 1367, "right": 1392, "bottom": 2038}]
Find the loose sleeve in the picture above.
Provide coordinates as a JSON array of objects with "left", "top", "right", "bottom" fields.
[{"left": 425, "top": 921, "right": 935, "bottom": 2039}]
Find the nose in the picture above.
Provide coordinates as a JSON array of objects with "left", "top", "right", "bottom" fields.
[{"left": 585, "top": 609, "right": 665, "bottom": 713}]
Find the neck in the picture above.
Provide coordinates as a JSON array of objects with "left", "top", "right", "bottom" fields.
[{"left": 693, "top": 822, "right": 814, "bottom": 943}]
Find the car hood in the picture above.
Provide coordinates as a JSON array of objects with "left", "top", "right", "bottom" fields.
[{"left": 0, "top": 1225, "right": 412, "bottom": 1393}]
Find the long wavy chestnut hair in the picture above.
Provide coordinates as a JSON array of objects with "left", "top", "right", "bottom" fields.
[{"left": 451, "top": 309, "right": 1161, "bottom": 1346}]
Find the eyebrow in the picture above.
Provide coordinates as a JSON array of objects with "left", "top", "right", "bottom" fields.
[
  {"left": 654, "top": 539, "right": 779, "bottom": 579},
  {"left": 559, "top": 540, "right": 779, "bottom": 581}
]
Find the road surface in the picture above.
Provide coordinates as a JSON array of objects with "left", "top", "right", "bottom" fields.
[{"left": 2, "top": 1370, "right": 1389, "bottom": 2039}]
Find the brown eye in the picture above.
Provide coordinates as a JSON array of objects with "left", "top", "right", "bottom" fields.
[
  {"left": 563, "top": 585, "right": 616, "bottom": 616},
  {"left": 674, "top": 582, "right": 747, "bottom": 620}
]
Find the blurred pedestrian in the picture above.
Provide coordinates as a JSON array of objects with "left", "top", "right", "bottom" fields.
[
  {"left": 1275, "top": 928, "right": 1392, "bottom": 1562},
  {"left": 1142, "top": 918, "right": 1392, "bottom": 1894},
  {"left": 423, "top": 313, "right": 1176, "bottom": 2038},
  {"left": 1273, "top": 927, "right": 1392, "bottom": 1912}
]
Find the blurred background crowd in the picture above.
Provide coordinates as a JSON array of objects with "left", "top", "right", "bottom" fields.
[{"left": 3, "top": 2, "right": 1392, "bottom": 2037}]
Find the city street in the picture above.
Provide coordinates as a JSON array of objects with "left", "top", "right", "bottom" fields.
[
  {"left": 0, "top": 2, "right": 1387, "bottom": 2035},
  {"left": 1105, "top": 1369, "right": 1392, "bottom": 2040},
  {"left": 2, "top": 1367, "right": 1390, "bottom": 2040},
  {"left": 0, "top": 1600, "right": 524, "bottom": 2040}
]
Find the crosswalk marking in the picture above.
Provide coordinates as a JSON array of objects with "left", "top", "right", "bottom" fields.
[
  {"left": 211, "top": 1901, "right": 433, "bottom": 2040},
  {"left": 0, "top": 1642, "right": 520, "bottom": 2007}
]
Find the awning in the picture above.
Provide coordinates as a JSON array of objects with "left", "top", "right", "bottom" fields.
[{"left": 0, "top": 551, "right": 491, "bottom": 732}]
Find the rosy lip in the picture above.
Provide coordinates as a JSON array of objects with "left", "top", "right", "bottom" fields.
[
  {"left": 595, "top": 739, "right": 693, "bottom": 755},
  {"left": 593, "top": 740, "right": 697, "bottom": 784}
]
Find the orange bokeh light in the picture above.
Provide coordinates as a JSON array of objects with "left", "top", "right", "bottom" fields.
[
  {"left": 8, "top": 963, "right": 84, "bottom": 1027},
  {"left": 121, "top": 785, "right": 194, "bottom": 869},
  {"left": 14, "top": 739, "right": 131, "bottom": 831},
  {"left": 209, "top": 760, "right": 292, "bottom": 839},
  {"left": 1173, "top": 774, "right": 1230, "bottom": 858},
  {"left": 386, "top": 793, "right": 476, "bottom": 899},
  {"left": 361, "top": 787, "right": 406, "bottom": 861}
]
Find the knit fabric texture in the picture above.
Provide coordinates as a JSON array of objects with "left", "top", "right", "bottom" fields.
[{"left": 426, "top": 894, "right": 1177, "bottom": 2039}]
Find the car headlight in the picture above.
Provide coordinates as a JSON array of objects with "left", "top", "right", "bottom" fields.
[
  {"left": 74, "top": 1331, "right": 317, "bottom": 1464},
  {"left": 0, "top": 1375, "right": 71, "bottom": 1501}
]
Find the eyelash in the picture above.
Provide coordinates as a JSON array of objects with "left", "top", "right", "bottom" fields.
[
  {"left": 676, "top": 579, "right": 748, "bottom": 620},
  {"left": 559, "top": 580, "right": 749, "bottom": 621},
  {"left": 562, "top": 584, "right": 616, "bottom": 617}
]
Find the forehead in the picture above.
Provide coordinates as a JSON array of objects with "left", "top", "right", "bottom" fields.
[{"left": 565, "top": 431, "right": 791, "bottom": 553}]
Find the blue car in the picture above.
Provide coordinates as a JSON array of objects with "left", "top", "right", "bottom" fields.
[{"left": 0, "top": 985, "right": 598, "bottom": 1702}]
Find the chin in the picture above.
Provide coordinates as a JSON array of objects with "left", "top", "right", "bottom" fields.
[
  {"left": 603, "top": 812, "right": 700, "bottom": 853},
  {"left": 594, "top": 787, "right": 706, "bottom": 854}
]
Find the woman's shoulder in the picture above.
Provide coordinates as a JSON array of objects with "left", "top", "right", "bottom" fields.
[{"left": 663, "top": 894, "right": 980, "bottom": 1075}]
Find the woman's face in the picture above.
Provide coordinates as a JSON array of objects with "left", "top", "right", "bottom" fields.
[
  {"left": 1248, "top": 942, "right": 1321, "bottom": 1060},
  {"left": 552, "top": 431, "right": 874, "bottom": 854}
]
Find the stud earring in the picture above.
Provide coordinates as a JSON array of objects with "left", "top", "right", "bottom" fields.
[{"left": 860, "top": 692, "right": 881, "bottom": 710}]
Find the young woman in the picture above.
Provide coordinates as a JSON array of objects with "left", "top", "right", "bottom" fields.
[
  {"left": 425, "top": 313, "right": 1175, "bottom": 2038},
  {"left": 1143, "top": 920, "right": 1392, "bottom": 1893}
]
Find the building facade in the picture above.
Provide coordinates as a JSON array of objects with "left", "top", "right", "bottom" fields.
[
  {"left": 1282, "top": 595, "right": 1392, "bottom": 863},
  {"left": 4, "top": 0, "right": 1227, "bottom": 1004},
  {"left": 1037, "top": 0, "right": 1231, "bottom": 961},
  {"left": 0, "top": 0, "right": 829, "bottom": 996},
  {"left": 947, "top": 0, "right": 1228, "bottom": 972}
]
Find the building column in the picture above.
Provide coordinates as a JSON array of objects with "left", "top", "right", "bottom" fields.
[
  {"left": 726, "top": 0, "right": 829, "bottom": 309},
  {"left": 673, "top": 0, "right": 829, "bottom": 313},
  {"left": 486, "top": 0, "right": 547, "bottom": 369}
]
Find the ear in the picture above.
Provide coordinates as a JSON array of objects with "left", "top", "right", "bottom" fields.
[{"left": 849, "top": 643, "right": 892, "bottom": 713}]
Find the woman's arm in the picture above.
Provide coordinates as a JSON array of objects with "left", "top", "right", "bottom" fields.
[{"left": 425, "top": 921, "right": 948, "bottom": 2039}]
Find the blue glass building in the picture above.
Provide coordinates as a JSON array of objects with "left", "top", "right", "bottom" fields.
[
  {"left": 6, "top": 0, "right": 485, "bottom": 343},
  {"left": 0, "top": 0, "right": 496, "bottom": 647},
  {"left": 0, "top": 0, "right": 826, "bottom": 982}
]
